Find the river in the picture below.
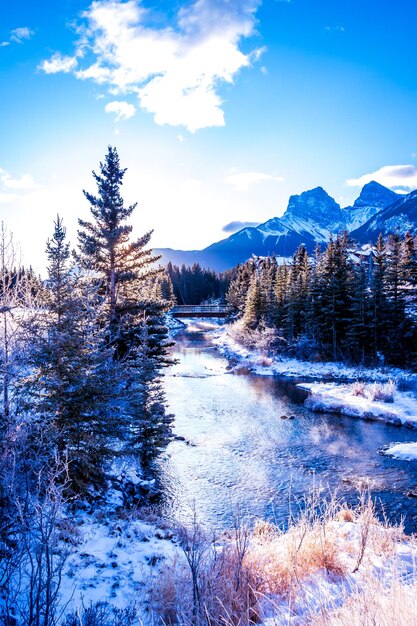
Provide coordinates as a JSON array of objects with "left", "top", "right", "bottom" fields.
[{"left": 156, "top": 321, "right": 417, "bottom": 533}]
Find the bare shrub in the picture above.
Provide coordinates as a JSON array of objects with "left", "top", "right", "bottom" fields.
[
  {"left": 335, "top": 509, "right": 355, "bottom": 523},
  {"left": 349, "top": 380, "right": 397, "bottom": 403},
  {"left": 352, "top": 493, "right": 375, "bottom": 573},
  {"left": 150, "top": 556, "right": 190, "bottom": 625},
  {"left": 150, "top": 491, "right": 415, "bottom": 626},
  {"left": 228, "top": 321, "right": 285, "bottom": 356},
  {"left": 246, "top": 512, "right": 346, "bottom": 599},
  {"left": 367, "top": 380, "right": 396, "bottom": 403},
  {"left": 0, "top": 460, "right": 72, "bottom": 626},
  {"left": 350, "top": 381, "right": 366, "bottom": 397},
  {"left": 63, "top": 601, "right": 137, "bottom": 626},
  {"left": 151, "top": 495, "right": 360, "bottom": 625},
  {"left": 152, "top": 512, "right": 263, "bottom": 626}
]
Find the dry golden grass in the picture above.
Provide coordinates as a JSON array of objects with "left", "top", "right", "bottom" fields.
[
  {"left": 349, "top": 380, "right": 396, "bottom": 403},
  {"left": 245, "top": 519, "right": 346, "bottom": 599},
  {"left": 335, "top": 508, "right": 355, "bottom": 523},
  {"left": 309, "top": 574, "right": 417, "bottom": 626},
  {"left": 150, "top": 495, "right": 416, "bottom": 626}
]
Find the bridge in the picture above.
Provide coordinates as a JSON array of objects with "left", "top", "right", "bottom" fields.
[{"left": 171, "top": 305, "right": 232, "bottom": 318}]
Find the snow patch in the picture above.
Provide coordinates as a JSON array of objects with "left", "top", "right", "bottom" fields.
[
  {"left": 300, "top": 382, "right": 417, "bottom": 428},
  {"left": 384, "top": 442, "right": 417, "bottom": 461}
]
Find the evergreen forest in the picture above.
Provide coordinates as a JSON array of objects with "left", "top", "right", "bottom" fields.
[{"left": 227, "top": 232, "right": 417, "bottom": 367}]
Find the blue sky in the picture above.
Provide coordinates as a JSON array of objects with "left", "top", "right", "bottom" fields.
[{"left": 2, "top": 0, "right": 417, "bottom": 269}]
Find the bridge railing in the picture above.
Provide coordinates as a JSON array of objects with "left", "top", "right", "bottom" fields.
[{"left": 171, "top": 305, "right": 231, "bottom": 317}]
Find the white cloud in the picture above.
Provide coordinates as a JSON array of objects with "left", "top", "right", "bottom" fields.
[
  {"left": 1, "top": 26, "right": 34, "bottom": 47},
  {"left": 105, "top": 100, "right": 136, "bottom": 121},
  {"left": 324, "top": 25, "right": 345, "bottom": 33},
  {"left": 346, "top": 165, "right": 417, "bottom": 192},
  {"left": 0, "top": 168, "right": 39, "bottom": 190},
  {"left": 222, "top": 220, "right": 259, "bottom": 233},
  {"left": 225, "top": 171, "right": 284, "bottom": 192},
  {"left": 40, "top": 53, "right": 78, "bottom": 74},
  {"left": 40, "top": 0, "right": 263, "bottom": 131},
  {"left": 10, "top": 27, "right": 34, "bottom": 43}
]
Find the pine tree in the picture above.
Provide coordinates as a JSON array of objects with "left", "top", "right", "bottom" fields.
[
  {"left": 78, "top": 146, "right": 158, "bottom": 337},
  {"left": 401, "top": 232, "right": 417, "bottom": 305},
  {"left": 77, "top": 147, "right": 173, "bottom": 466},
  {"left": 274, "top": 262, "right": 290, "bottom": 332},
  {"left": 242, "top": 274, "right": 263, "bottom": 330},
  {"left": 125, "top": 322, "right": 173, "bottom": 470},
  {"left": 45, "top": 215, "right": 71, "bottom": 325},
  {"left": 285, "top": 245, "right": 309, "bottom": 341},
  {"left": 346, "top": 257, "right": 369, "bottom": 364},
  {"left": 261, "top": 258, "right": 278, "bottom": 327},
  {"left": 226, "top": 261, "right": 255, "bottom": 315},
  {"left": 27, "top": 217, "right": 123, "bottom": 494},
  {"left": 158, "top": 271, "right": 176, "bottom": 305},
  {"left": 369, "top": 233, "right": 387, "bottom": 359},
  {"left": 384, "top": 233, "right": 407, "bottom": 364},
  {"left": 0, "top": 224, "right": 33, "bottom": 425}
]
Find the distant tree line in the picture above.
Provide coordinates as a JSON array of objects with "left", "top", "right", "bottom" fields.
[
  {"left": 227, "top": 232, "right": 417, "bottom": 367},
  {"left": 166, "top": 261, "right": 231, "bottom": 305}
]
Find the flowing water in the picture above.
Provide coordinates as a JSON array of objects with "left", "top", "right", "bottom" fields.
[{"left": 156, "top": 321, "right": 417, "bottom": 533}]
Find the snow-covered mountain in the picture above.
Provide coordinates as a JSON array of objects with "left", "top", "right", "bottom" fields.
[
  {"left": 342, "top": 181, "right": 399, "bottom": 232},
  {"left": 279, "top": 186, "right": 345, "bottom": 238},
  {"left": 351, "top": 189, "right": 417, "bottom": 243},
  {"left": 156, "top": 182, "right": 400, "bottom": 271}
]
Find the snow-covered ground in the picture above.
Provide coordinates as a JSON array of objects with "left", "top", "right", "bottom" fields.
[
  {"left": 299, "top": 381, "right": 417, "bottom": 428},
  {"left": 210, "top": 323, "right": 416, "bottom": 383},
  {"left": 59, "top": 508, "right": 179, "bottom": 620},
  {"left": 49, "top": 318, "right": 417, "bottom": 624},
  {"left": 259, "top": 518, "right": 417, "bottom": 625},
  {"left": 55, "top": 502, "right": 417, "bottom": 625}
]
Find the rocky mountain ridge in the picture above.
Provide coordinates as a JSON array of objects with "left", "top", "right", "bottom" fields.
[{"left": 156, "top": 181, "right": 405, "bottom": 272}]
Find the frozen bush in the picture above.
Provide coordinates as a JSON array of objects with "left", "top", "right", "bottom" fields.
[
  {"left": 63, "top": 602, "right": 137, "bottom": 626},
  {"left": 367, "top": 380, "right": 396, "bottom": 403},
  {"left": 351, "top": 381, "right": 366, "bottom": 397},
  {"left": 349, "top": 380, "right": 396, "bottom": 403}
]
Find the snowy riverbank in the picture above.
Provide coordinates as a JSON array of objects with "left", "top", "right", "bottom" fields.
[
  {"left": 210, "top": 322, "right": 415, "bottom": 383},
  {"left": 299, "top": 381, "right": 417, "bottom": 428},
  {"left": 206, "top": 321, "right": 417, "bottom": 430},
  {"left": 55, "top": 500, "right": 417, "bottom": 625}
]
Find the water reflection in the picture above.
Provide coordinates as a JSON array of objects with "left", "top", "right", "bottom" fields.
[{"left": 157, "top": 323, "right": 417, "bottom": 532}]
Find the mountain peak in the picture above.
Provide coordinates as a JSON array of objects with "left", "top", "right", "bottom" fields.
[
  {"left": 284, "top": 186, "right": 342, "bottom": 225},
  {"left": 353, "top": 180, "right": 398, "bottom": 209}
]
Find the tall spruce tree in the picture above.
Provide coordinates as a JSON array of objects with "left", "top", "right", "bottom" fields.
[
  {"left": 369, "top": 233, "right": 387, "bottom": 359},
  {"left": 78, "top": 146, "right": 158, "bottom": 336},
  {"left": 77, "top": 147, "right": 173, "bottom": 466},
  {"left": 242, "top": 274, "right": 263, "bottom": 329},
  {"left": 384, "top": 233, "right": 407, "bottom": 364},
  {"left": 402, "top": 233, "right": 417, "bottom": 305},
  {"left": 226, "top": 261, "right": 255, "bottom": 315}
]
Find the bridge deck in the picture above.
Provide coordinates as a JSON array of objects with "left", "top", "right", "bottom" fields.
[{"left": 171, "top": 305, "right": 231, "bottom": 318}]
